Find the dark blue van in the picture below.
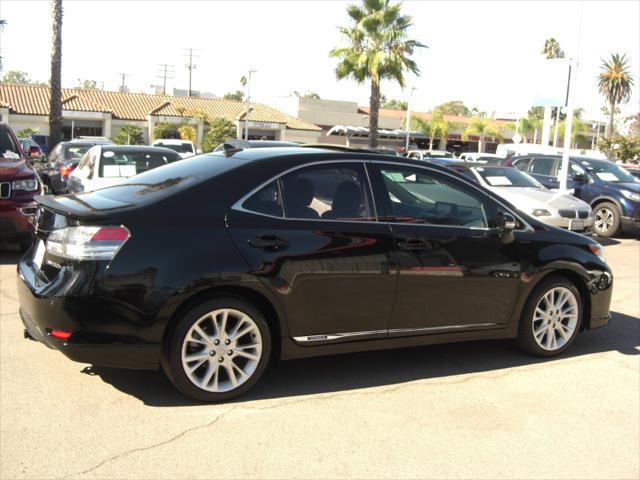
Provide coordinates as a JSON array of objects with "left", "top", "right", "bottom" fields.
[{"left": 510, "top": 155, "right": 640, "bottom": 237}]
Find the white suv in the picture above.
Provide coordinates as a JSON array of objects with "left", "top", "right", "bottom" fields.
[{"left": 151, "top": 139, "right": 200, "bottom": 158}]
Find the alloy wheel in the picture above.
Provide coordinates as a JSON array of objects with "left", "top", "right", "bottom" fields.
[
  {"left": 181, "top": 308, "right": 262, "bottom": 393},
  {"left": 532, "top": 287, "right": 579, "bottom": 351},
  {"left": 594, "top": 207, "right": 614, "bottom": 233}
]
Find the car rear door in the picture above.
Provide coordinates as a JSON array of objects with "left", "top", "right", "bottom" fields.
[
  {"left": 527, "top": 156, "right": 561, "bottom": 189},
  {"left": 226, "top": 160, "right": 397, "bottom": 343},
  {"left": 369, "top": 162, "right": 521, "bottom": 334}
]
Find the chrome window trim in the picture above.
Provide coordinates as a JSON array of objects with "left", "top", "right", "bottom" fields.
[
  {"left": 293, "top": 322, "right": 500, "bottom": 343},
  {"left": 230, "top": 157, "right": 533, "bottom": 232}
]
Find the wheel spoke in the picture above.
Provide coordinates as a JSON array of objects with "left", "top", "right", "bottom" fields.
[
  {"left": 225, "top": 363, "right": 238, "bottom": 387},
  {"left": 200, "top": 363, "right": 218, "bottom": 387},
  {"left": 231, "top": 324, "right": 254, "bottom": 341},
  {"left": 184, "top": 350, "right": 209, "bottom": 363},
  {"left": 228, "top": 316, "right": 249, "bottom": 338},
  {"left": 234, "top": 349, "right": 260, "bottom": 361},
  {"left": 193, "top": 325, "right": 213, "bottom": 347},
  {"left": 187, "top": 357, "right": 208, "bottom": 373}
]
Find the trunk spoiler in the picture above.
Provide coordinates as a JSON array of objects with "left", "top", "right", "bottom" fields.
[{"left": 34, "top": 194, "right": 133, "bottom": 220}]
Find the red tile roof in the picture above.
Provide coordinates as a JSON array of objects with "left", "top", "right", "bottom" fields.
[{"left": 0, "top": 84, "right": 320, "bottom": 131}]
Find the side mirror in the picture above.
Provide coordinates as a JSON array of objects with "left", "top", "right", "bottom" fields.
[
  {"left": 572, "top": 173, "right": 589, "bottom": 184},
  {"left": 196, "top": 149, "right": 203, "bottom": 155},
  {"left": 497, "top": 212, "right": 516, "bottom": 244}
]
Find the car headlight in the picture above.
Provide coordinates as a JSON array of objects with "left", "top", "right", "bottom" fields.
[
  {"left": 12, "top": 179, "right": 38, "bottom": 191},
  {"left": 531, "top": 208, "right": 551, "bottom": 217},
  {"left": 620, "top": 189, "right": 640, "bottom": 202}
]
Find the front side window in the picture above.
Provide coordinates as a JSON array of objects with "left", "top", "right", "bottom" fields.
[
  {"left": 529, "top": 157, "right": 557, "bottom": 176},
  {"left": 377, "top": 166, "right": 488, "bottom": 228},
  {"left": 512, "top": 157, "right": 531, "bottom": 172},
  {"left": 281, "top": 164, "right": 374, "bottom": 221}
]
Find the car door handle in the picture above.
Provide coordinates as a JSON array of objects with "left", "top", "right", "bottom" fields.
[
  {"left": 247, "top": 234, "right": 289, "bottom": 250},
  {"left": 398, "top": 238, "right": 432, "bottom": 251}
]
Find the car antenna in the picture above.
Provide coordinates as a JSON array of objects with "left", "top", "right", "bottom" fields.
[{"left": 221, "top": 143, "right": 243, "bottom": 157}]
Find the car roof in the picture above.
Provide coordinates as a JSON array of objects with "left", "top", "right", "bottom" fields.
[
  {"left": 153, "top": 139, "right": 193, "bottom": 144},
  {"left": 100, "top": 145, "right": 179, "bottom": 154},
  {"left": 510, "top": 154, "right": 604, "bottom": 162}
]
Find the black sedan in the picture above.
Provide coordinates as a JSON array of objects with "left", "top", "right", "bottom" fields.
[{"left": 18, "top": 147, "right": 613, "bottom": 401}]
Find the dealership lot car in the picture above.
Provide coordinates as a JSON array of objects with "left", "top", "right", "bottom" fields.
[
  {"left": 447, "top": 164, "right": 594, "bottom": 233},
  {"left": 18, "top": 147, "right": 613, "bottom": 401}
]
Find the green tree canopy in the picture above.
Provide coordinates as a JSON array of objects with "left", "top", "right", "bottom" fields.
[
  {"left": 598, "top": 134, "right": 640, "bottom": 162},
  {"left": 202, "top": 117, "right": 236, "bottom": 152},
  {"left": 2, "top": 70, "right": 34, "bottom": 84},
  {"left": 542, "top": 38, "right": 565, "bottom": 59},
  {"left": 434, "top": 100, "right": 470, "bottom": 116},
  {"left": 330, "top": 0, "right": 425, "bottom": 147},
  {"left": 17, "top": 127, "right": 39, "bottom": 137},
  {"left": 412, "top": 109, "right": 450, "bottom": 149},
  {"left": 294, "top": 90, "right": 321, "bottom": 99},
  {"left": 113, "top": 124, "right": 144, "bottom": 145},
  {"left": 598, "top": 53, "right": 635, "bottom": 138},
  {"left": 153, "top": 122, "right": 180, "bottom": 140},
  {"left": 223, "top": 90, "right": 244, "bottom": 101},
  {"left": 77, "top": 79, "right": 97, "bottom": 89},
  {"left": 462, "top": 118, "right": 504, "bottom": 152},
  {"left": 381, "top": 97, "right": 408, "bottom": 110}
]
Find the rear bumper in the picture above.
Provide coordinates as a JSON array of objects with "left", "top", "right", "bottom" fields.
[
  {"left": 17, "top": 259, "right": 160, "bottom": 370},
  {"left": 620, "top": 216, "right": 640, "bottom": 235}
]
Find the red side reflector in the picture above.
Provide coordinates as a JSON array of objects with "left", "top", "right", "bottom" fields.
[
  {"left": 51, "top": 329, "right": 72, "bottom": 340},
  {"left": 90, "top": 227, "right": 129, "bottom": 241}
]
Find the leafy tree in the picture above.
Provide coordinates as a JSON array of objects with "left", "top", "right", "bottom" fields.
[
  {"left": 294, "top": 90, "right": 321, "bottom": 99},
  {"left": 153, "top": 122, "right": 180, "bottom": 140},
  {"left": 49, "top": 0, "right": 63, "bottom": 150},
  {"left": 471, "top": 107, "right": 487, "bottom": 118},
  {"left": 113, "top": 124, "right": 144, "bottom": 145},
  {"left": 435, "top": 100, "right": 470, "bottom": 116},
  {"left": 462, "top": 117, "right": 504, "bottom": 152},
  {"left": 628, "top": 113, "right": 640, "bottom": 135},
  {"left": 202, "top": 118, "right": 236, "bottom": 152},
  {"left": 178, "top": 124, "right": 196, "bottom": 142},
  {"left": 330, "top": 0, "right": 425, "bottom": 148},
  {"left": 17, "top": 127, "right": 39, "bottom": 137},
  {"left": 511, "top": 117, "right": 540, "bottom": 143},
  {"left": 598, "top": 53, "right": 635, "bottom": 138},
  {"left": 598, "top": 134, "right": 640, "bottom": 162},
  {"left": 2, "top": 70, "right": 32, "bottom": 84},
  {"left": 77, "top": 79, "right": 97, "bottom": 89},
  {"left": 223, "top": 90, "right": 244, "bottom": 101},
  {"left": 557, "top": 113, "right": 588, "bottom": 148},
  {"left": 381, "top": 98, "right": 408, "bottom": 110},
  {"left": 542, "top": 38, "right": 565, "bottom": 59}
]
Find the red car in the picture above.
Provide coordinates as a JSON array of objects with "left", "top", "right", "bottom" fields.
[{"left": 0, "top": 122, "right": 43, "bottom": 250}]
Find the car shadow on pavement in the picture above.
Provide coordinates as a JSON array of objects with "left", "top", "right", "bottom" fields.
[
  {"left": 83, "top": 310, "right": 639, "bottom": 407},
  {"left": 0, "top": 247, "right": 21, "bottom": 265}
]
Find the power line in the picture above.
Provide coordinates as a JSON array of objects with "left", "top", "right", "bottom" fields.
[
  {"left": 117, "top": 72, "right": 131, "bottom": 92},
  {"left": 183, "top": 48, "right": 200, "bottom": 97},
  {"left": 156, "top": 64, "right": 174, "bottom": 95}
]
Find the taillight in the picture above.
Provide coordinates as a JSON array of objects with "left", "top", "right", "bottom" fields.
[
  {"left": 45, "top": 226, "right": 130, "bottom": 261},
  {"left": 60, "top": 165, "right": 73, "bottom": 177}
]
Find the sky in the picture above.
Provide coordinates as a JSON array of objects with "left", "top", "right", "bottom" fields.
[{"left": 0, "top": 0, "right": 638, "bottom": 122}]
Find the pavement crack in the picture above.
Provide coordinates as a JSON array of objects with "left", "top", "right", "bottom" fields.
[{"left": 60, "top": 406, "right": 236, "bottom": 479}]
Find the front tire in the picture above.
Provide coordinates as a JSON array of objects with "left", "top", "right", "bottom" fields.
[
  {"left": 593, "top": 202, "right": 620, "bottom": 238},
  {"left": 164, "top": 297, "right": 271, "bottom": 402},
  {"left": 517, "top": 276, "right": 582, "bottom": 357}
]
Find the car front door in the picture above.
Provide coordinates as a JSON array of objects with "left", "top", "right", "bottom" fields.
[
  {"left": 527, "top": 156, "right": 561, "bottom": 189},
  {"left": 369, "top": 163, "right": 521, "bottom": 334},
  {"left": 226, "top": 161, "right": 397, "bottom": 343}
]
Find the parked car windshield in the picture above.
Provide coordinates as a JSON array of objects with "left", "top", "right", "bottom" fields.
[
  {"left": 156, "top": 142, "right": 194, "bottom": 154},
  {"left": 475, "top": 166, "right": 542, "bottom": 188},
  {"left": 0, "top": 128, "right": 21, "bottom": 161},
  {"left": 576, "top": 158, "right": 637, "bottom": 183}
]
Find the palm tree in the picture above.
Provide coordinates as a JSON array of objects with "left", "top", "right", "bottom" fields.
[
  {"left": 542, "top": 38, "right": 565, "bottom": 60},
  {"left": 49, "top": 0, "right": 63, "bottom": 149},
  {"left": 558, "top": 113, "right": 588, "bottom": 148},
  {"left": 462, "top": 118, "right": 504, "bottom": 153},
  {"left": 412, "top": 110, "right": 449, "bottom": 150},
  {"left": 330, "top": 0, "right": 425, "bottom": 148},
  {"left": 598, "top": 53, "right": 635, "bottom": 138}
]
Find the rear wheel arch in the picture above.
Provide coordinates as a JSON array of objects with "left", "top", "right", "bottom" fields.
[{"left": 161, "top": 285, "right": 284, "bottom": 363}]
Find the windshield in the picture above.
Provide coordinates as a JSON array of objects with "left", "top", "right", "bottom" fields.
[
  {"left": 64, "top": 144, "right": 92, "bottom": 162},
  {"left": 475, "top": 166, "right": 543, "bottom": 188},
  {"left": 156, "top": 142, "right": 194, "bottom": 154},
  {"left": 576, "top": 158, "right": 637, "bottom": 183},
  {"left": 0, "top": 128, "right": 21, "bottom": 161}
]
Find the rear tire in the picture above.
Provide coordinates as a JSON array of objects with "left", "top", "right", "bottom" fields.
[
  {"left": 516, "top": 276, "right": 582, "bottom": 357},
  {"left": 593, "top": 202, "right": 620, "bottom": 238},
  {"left": 164, "top": 297, "right": 271, "bottom": 402}
]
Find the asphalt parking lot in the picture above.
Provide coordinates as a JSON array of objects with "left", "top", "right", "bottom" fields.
[{"left": 1, "top": 238, "right": 638, "bottom": 480}]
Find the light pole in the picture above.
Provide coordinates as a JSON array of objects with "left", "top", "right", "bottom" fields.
[
  {"left": 244, "top": 69, "right": 257, "bottom": 141},
  {"left": 405, "top": 87, "right": 416, "bottom": 151}
]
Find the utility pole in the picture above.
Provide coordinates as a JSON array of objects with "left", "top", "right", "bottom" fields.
[
  {"left": 117, "top": 73, "right": 130, "bottom": 92},
  {"left": 244, "top": 69, "right": 257, "bottom": 140},
  {"left": 183, "top": 48, "right": 199, "bottom": 97},
  {"left": 156, "top": 64, "right": 174, "bottom": 95},
  {"left": 405, "top": 87, "right": 416, "bottom": 151}
]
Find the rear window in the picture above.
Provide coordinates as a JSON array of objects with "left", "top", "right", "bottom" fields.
[
  {"left": 99, "top": 150, "right": 180, "bottom": 178},
  {"left": 64, "top": 144, "right": 92, "bottom": 163},
  {"left": 93, "top": 152, "right": 240, "bottom": 204},
  {"left": 0, "top": 127, "right": 20, "bottom": 161}
]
